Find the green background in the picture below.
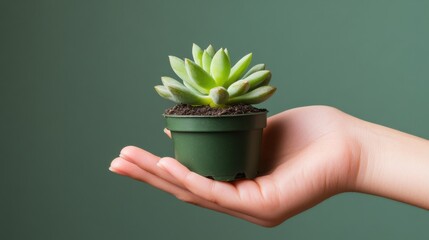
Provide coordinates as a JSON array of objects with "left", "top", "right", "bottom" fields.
[{"left": 1, "top": 0, "right": 428, "bottom": 239}]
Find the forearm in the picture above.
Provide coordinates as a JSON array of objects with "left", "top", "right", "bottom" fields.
[{"left": 353, "top": 118, "right": 429, "bottom": 209}]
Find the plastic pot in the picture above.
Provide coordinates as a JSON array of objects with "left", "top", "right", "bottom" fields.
[{"left": 164, "top": 112, "right": 267, "bottom": 181}]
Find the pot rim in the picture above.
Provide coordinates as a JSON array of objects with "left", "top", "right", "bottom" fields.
[
  {"left": 164, "top": 111, "right": 267, "bottom": 131},
  {"left": 163, "top": 111, "right": 267, "bottom": 118}
]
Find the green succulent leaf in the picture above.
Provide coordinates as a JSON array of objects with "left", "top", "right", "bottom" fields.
[
  {"left": 202, "top": 50, "right": 212, "bottom": 73},
  {"left": 206, "top": 45, "right": 215, "bottom": 57},
  {"left": 228, "top": 86, "right": 276, "bottom": 104},
  {"left": 185, "top": 58, "right": 216, "bottom": 94},
  {"left": 224, "top": 48, "right": 230, "bottom": 62},
  {"left": 166, "top": 82, "right": 210, "bottom": 105},
  {"left": 183, "top": 81, "right": 204, "bottom": 96},
  {"left": 154, "top": 85, "right": 175, "bottom": 102},
  {"left": 242, "top": 63, "right": 266, "bottom": 78},
  {"left": 168, "top": 56, "right": 191, "bottom": 83},
  {"left": 242, "top": 70, "right": 271, "bottom": 90},
  {"left": 259, "top": 72, "right": 271, "bottom": 87},
  {"left": 192, "top": 43, "right": 203, "bottom": 66},
  {"left": 162, "top": 76, "right": 209, "bottom": 102},
  {"left": 161, "top": 76, "right": 185, "bottom": 88},
  {"left": 160, "top": 76, "right": 193, "bottom": 103},
  {"left": 226, "top": 53, "right": 252, "bottom": 87},
  {"left": 227, "top": 80, "right": 250, "bottom": 98},
  {"left": 209, "top": 86, "right": 229, "bottom": 106},
  {"left": 158, "top": 44, "right": 276, "bottom": 106},
  {"left": 210, "top": 49, "right": 231, "bottom": 86}
]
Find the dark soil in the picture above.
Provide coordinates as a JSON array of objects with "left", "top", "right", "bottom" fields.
[{"left": 164, "top": 104, "right": 267, "bottom": 116}]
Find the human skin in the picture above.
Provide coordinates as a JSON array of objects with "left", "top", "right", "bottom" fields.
[{"left": 109, "top": 106, "right": 429, "bottom": 227}]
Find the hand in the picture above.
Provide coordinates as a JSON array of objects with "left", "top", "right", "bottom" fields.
[
  {"left": 109, "top": 105, "right": 429, "bottom": 227},
  {"left": 109, "top": 106, "right": 361, "bottom": 227}
]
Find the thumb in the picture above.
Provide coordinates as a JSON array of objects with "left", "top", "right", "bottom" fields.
[{"left": 164, "top": 128, "right": 172, "bottom": 139}]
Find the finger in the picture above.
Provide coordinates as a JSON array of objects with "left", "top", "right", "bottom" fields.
[
  {"left": 117, "top": 147, "right": 280, "bottom": 225},
  {"left": 158, "top": 157, "right": 282, "bottom": 221},
  {"left": 164, "top": 128, "right": 171, "bottom": 138},
  {"left": 158, "top": 157, "right": 245, "bottom": 211},
  {"left": 110, "top": 157, "right": 182, "bottom": 191},
  {"left": 109, "top": 157, "right": 271, "bottom": 226},
  {"left": 119, "top": 146, "right": 184, "bottom": 188}
]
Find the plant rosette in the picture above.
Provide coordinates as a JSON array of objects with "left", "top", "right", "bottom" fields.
[{"left": 155, "top": 44, "right": 276, "bottom": 181}]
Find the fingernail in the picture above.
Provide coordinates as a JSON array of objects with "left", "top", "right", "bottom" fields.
[
  {"left": 157, "top": 162, "right": 164, "bottom": 169},
  {"left": 119, "top": 146, "right": 134, "bottom": 159},
  {"left": 157, "top": 159, "right": 166, "bottom": 169},
  {"left": 109, "top": 167, "right": 124, "bottom": 175},
  {"left": 109, "top": 158, "right": 122, "bottom": 172},
  {"left": 119, "top": 153, "right": 128, "bottom": 160}
]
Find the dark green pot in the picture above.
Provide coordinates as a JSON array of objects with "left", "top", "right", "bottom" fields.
[{"left": 164, "top": 112, "right": 267, "bottom": 181}]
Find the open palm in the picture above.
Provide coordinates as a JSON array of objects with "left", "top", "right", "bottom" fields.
[{"left": 110, "top": 106, "right": 360, "bottom": 227}]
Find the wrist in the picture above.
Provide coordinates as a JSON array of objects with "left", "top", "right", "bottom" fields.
[
  {"left": 350, "top": 117, "right": 429, "bottom": 209},
  {"left": 347, "top": 117, "right": 380, "bottom": 193}
]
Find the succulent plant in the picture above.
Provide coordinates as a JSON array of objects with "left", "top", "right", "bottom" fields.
[{"left": 155, "top": 44, "right": 276, "bottom": 107}]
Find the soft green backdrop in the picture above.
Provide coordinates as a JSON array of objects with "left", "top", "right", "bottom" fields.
[{"left": 1, "top": 0, "right": 428, "bottom": 239}]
